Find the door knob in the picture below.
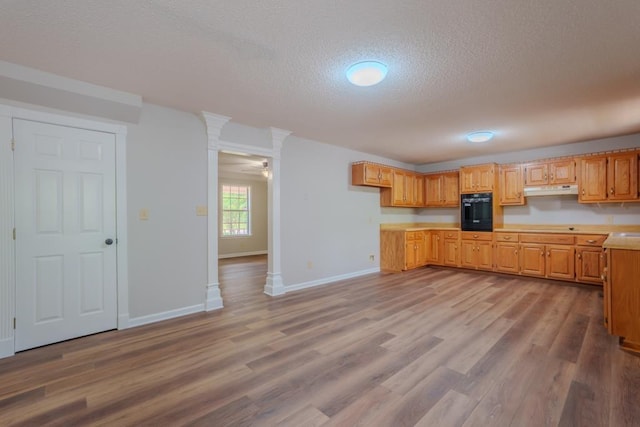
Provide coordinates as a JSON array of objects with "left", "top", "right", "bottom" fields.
[{"left": 105, "top": 238, "right": 114, "bottom": 246}]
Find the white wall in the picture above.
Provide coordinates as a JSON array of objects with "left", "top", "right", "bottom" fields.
[
  {"left": 218, "top": 176, "right": 268, "bottom": 257},
  {"left": 126, "top": 104, "right": 208, "bottom": 318},
  {"left": 415, "top": 133, "right": 640, "bottom": 226}
]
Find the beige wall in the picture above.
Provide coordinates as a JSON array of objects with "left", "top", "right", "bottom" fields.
[{"left": 218, "top": 176, "right": 268, "bottom": 257}]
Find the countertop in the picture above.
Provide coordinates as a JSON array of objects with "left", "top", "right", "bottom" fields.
[{"left": 603, "top": 233, "right": 640, "bottom": 250}]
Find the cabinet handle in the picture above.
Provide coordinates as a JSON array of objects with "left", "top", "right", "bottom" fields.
[
  {"left": 514, "top": 250, "right": 518, "bottom": 255},
  {"left": 504, "top": 236, "right": 511, "bottom": 240},
  {"left": 586, "top": 239, "right": 596, "bottom": 243},
  {"left": 473, "top": 234, "right": 478, "bottom": 238},
  {"left": 547, "top": 251, "right": 551, "bottom": 257},
  {"left": 582, "top": 189, "right": 585, "bottom": 196},
  {"left": 540, "top": 250, "right": 544, "bottom": 256},
  {"left": 610, "top": 187, "right": 614, "bottom": 194},
  {"left": 544, "top": 174, "right": 548, "bottom": 180},
  {"left": 577, "top": 253, "right": 582, "bottom": 259},
  {"left": 550, "top": 174, "right": 554, "bottom": 180}
]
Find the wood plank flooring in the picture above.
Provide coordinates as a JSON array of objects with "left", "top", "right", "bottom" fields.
[{"left": 1, "top": 255, "right": 639, "bottom": 426}]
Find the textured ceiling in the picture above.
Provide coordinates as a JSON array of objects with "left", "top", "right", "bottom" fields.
[{"left": 1, "top": 0, "right": 640, "bottom": 164}]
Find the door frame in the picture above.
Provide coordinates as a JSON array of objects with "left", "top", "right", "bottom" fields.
[{"left": 0, "top": 105, "right": 129, "bottom": 358}]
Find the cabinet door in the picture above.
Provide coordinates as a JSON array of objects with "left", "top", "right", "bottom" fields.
[
  {"left": 443, "top": 239, "right": 459, "bottom": 267},
  {"left": 460, "top": 240, "right": 477, "bottom": 269},
  {"left": 520, "top": 244, "right": 545, "bottom": 276},
  {"left": 603, "top": 249, "right": 611, "bottom": 331},
  {"left": 477, "top": 166, "right": 495, "bottom": 192},
  {"left": 579, "top": 157, "right": 607, "bottom": 202},
  {"left": 546, "top": 245, "right": 575, "bottom": 280},
  {"left": 392, "top": 171, "right": 407, "bottom": 205},
  {"left": 404, "top": 240, "right": 417, "bottom": 270},
  {"left": 476, "top": 241, "right": 493, "bottom": 271},
  {"left": 608, "top": 152, "right": 638, "bottom": 201},
  {"left": 378, "top": 166, "right": 393, "bottom": 187},
  {"left": 549, "top": 159, "right": 576, "bottom": 184},
  {"left": 363, "top": 164, "right": 382, "bottom": 185},
  {"left": 425, "top": 175, "right": 443, "bottom": 206},
  {"left": 576, "top": 247, "right": 604, "bottom": 284},
  {"left": 499, "top": 165, "right": 524, "bottom": 206},
  {"left": 405, "top": 174, "right": 415, "bottom": 206},
  {"left": 524, "top": 163, "right": 548, "bottom": 186},
  {"left": 426, "top": 231, "right": 443, "bottom": 265},
  {"left": 414, "top": 175, "right": 425, "bottom": 207},
  {"left": 460, "top": 168, "right": 476, "bottom": 193},
  {"left": 495, "top": 242, "right": 519, "bottom": 273},
  {"left": 442, "top": 173, "right": 460, "bottom": 206}
]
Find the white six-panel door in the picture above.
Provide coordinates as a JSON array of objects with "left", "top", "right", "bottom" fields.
[{"left": 14, "top": 119, "right": 117, "bottom": 351}]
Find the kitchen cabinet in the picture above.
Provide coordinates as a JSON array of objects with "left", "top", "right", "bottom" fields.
[
  {"left": 443, "top": 231, "right": 460, "bottom": 267},
  {"left": 460, "top": 232, "right": 493, "bottom": 270},
  {"left": 578, "top": 151, "right": 638, "bottom": 203},
  {"left": 494, "top": 232, "right": 519, "bottom": 273},
  {"left": 575, "top": 234, "right": 606, "bottom": 284},
  {"left": 498, "top": 164, "right": 524, "bottom": 206},
  {"left": 380, "top": 230, "right": 426, "bottom": 271},
  {"left": 523, "top": 158, "right": 576, "bottom": 186},
  {"left": 425, "top": 172, "right": 460, "bottom": 207},
  {"left": 351, "top": 162, "right": 392, "bottom": 187},
  {"left": 603, "top": 240, "right": 640, "bottom": 354},
  {"left": 460, "top": 164, "right": 496, "bottom": 193},
  {"left": 381, "top": 170, "right": 425, "bottom": 207},
  {"left": 519, "top": 234, "right": 575, "bottom": 280},
  {"left": 425, "top": 230, "right": 443, "bottom": 265}
]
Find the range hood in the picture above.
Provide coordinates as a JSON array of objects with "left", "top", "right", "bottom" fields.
[{"left": 524, "top": 184, "right": 578, "bottom": 197}]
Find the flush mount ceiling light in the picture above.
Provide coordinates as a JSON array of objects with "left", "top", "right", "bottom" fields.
[
  {"left": 346, "top": 61, "right": 388, "bottom": 86},
  {"left": 466, "top": 131, "right": 495, "bottom": 143}
]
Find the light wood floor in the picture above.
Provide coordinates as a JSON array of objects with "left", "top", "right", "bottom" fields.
[{"left": 1, "top": 255, "right": 639, "bottom": 426}]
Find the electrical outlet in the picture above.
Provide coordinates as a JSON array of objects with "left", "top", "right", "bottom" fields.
[
  {"left": 307, "top": 261, "right": 313, "bottom": 269},
  {"left": 139, "top": 208, "right": 149, "bottom": 220},
  {"left": 196, "top": 205, "right": 208, "bottom": 216},
  {"left": 606, "top": 215, "right": 614, "bottom": 225},
  {"left": 369, "top": 254, "right": 375, "bottom": 262}
]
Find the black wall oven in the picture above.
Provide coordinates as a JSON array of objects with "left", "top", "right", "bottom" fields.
[{"left": 461, "top": 193, "right": 493, "bottom": 231}]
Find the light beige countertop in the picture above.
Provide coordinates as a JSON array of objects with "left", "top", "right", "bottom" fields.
[
  {"left": 603, "top": 233, "right": 640, "bottom": 250},
  {"left": 382, "top": 223, "right": 640, "bottom": 235}
]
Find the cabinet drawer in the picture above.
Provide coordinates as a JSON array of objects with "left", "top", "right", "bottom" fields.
[
  {"left": 461, "top": 231, "right": 493, "bottom": 241},
  {"left": 575, "top": 234, "right": 607, "bottom": 246},
  {"left": 494, "top": 232, "right": 518, "bottom": 242},
  {"left": 519, "top": 233, "right": 574, "bottom": 245},
  {"left": 405, "top": 231, "right": 424, "bottom": 241},
  {"left": 444, "top": 231, "right": 460, "bottom": 240}
]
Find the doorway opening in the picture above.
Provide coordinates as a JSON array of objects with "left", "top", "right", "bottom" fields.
[{"left": 217, "top": 152, "right": 269, "bottom": 303}]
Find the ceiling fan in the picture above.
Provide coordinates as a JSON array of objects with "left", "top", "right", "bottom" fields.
[{"left": 241, "top": 160, "right": 270, "bottom": 177}]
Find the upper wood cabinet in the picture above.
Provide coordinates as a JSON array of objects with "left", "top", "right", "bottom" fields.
[
  {"left": 578, "top": 152, "right": 638, "bottom": 203},
  {"left": 381, "top": 170, "right": 424, "bottom": 207},
  {"left": 523, "top": 159, "right": 576, "bottom": 186},
  {"left": 351, "top": 162, "right": 392, "bottom": 187},
  {"left": 460, "top": 164, "right": 495, "bottom": 193},
  {"left": 425, "top": 172, "right": 459, "bottom": 207},
  {"left": 498, "top": 164, "right": 524, "bottom": 206}
]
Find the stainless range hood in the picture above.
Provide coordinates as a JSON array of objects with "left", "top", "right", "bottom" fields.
[{"left": 524, "top": 184, "right": 578, "bottom": 197}]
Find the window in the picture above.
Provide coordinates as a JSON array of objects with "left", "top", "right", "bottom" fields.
[{"left": 221, "top": 184, "right": 251, "bottom": 236}]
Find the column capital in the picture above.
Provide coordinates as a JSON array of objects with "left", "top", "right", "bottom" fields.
[
  {"left": 269, "top": 127, "right": 291, "bottom": 153},
  {"left": 201, "top": 112, "right": 231, "bottom": 150}
]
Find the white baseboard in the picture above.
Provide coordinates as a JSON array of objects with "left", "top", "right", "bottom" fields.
[
  {"left": 285, "top": 267, "right": 380, "bottom": 293},
  {"left": 127, "top": 304, "right": 205, "bottom": 329},
  {"left": 0, "top": 337, "right": 14, "bottom": 359},
  {"left": 117, "top": 313, "right": 130, "bottom": 330},
  {"left": 218, "top": 250, "right": 267, "bottom": 259}
]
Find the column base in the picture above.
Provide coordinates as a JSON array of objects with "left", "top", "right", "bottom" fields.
[
  {"left": 264, "top": 272, "right": 286, "bottom": 296},
  {"left": 205, "top": 282, "right": 224, "bottom": 311}
]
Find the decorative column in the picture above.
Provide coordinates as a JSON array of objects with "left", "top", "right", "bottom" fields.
[
  {"left": 264, "top": 127, "right": 291, "bottom": 296},
  {"left": 202, "top": 112, "right": 231, "bottom": 310},
  {"left": 0, "top": 106, "right": 15, "bottom": 357}
]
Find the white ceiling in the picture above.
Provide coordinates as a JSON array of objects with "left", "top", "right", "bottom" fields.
[{"left": 1, "top": 1, "right": 639, "bottom": 164}]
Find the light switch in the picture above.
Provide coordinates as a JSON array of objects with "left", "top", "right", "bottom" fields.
[
  {"left": 196, "top": 205, "right": 208, "bottom": 216},
  {"left": 139, "top": 208, "right": 149, "bottom": 220}
]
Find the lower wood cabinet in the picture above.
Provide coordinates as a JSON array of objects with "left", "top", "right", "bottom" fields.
[
  {"left": 604, "top": 247, "right": 640, "bottom": 354},
  {"left": 494, "top": 241, "right": 519, "bottom": 273},
  {"left": 443, "top": 232, "right": 460, "bottom": 267},
  {"left": 460, "top": 232, "right": 493, "bottom": 270},
  {"left": 380, "top": 230, "right": 426, "bottom": 271}
]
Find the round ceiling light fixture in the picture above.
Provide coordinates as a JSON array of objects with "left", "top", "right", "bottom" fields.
[
  {"left": 466, "top": 131, "right": 495, "bottom": 143},
  {"left": 346, "top": 61, "right": 388, "bottom": 86}
]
